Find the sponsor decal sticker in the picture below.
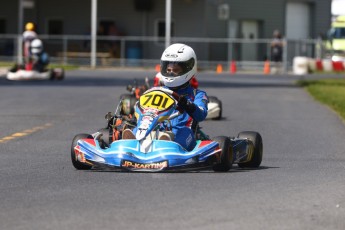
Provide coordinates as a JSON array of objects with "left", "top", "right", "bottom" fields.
[
  {"left": 165, "top": 53, "right": 178, "bottom": 58},
  {"left": 186, "top": 134, "right": 192, "bottom": 146},
  {"left": 121, "top": 160, "right": 168, "bottom": 170}
]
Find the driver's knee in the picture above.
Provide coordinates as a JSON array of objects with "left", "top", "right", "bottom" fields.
[{"left": 174, "top": 129, "right": 196, "bottom": 151}]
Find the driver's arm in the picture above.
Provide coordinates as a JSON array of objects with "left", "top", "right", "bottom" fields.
[{"left": 178, "top": 90, "right": 208, "bottom": 122}]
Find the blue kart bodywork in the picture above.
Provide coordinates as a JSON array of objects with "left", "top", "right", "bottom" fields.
[{"left": 74, "top": 137, "right": 220, "bottom": 171}]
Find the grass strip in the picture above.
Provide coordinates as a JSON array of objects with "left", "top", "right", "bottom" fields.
[{"left": 297, "top": 78, "right": 345, "bottom": 121}]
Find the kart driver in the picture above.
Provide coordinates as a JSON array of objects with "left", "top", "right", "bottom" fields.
[
  {"left": 123, "top": 43, "right": 208, "bottom": 151},
  {"left": 23, "top": 22, "right": 38, "bottom": 60},
  {"left": 9, "top": 22, "right": 38, "bottom": 72},
  {"left": 29, "top": 38, "right": 50, "bottom": 72}
]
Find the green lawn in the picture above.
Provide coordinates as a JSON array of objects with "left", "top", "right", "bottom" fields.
[
  {"left": 0, "top": 61, "right": 13, "bottom": 67},
  {"left": 297, "top": 78, "right": 345, "bottom": 121}
]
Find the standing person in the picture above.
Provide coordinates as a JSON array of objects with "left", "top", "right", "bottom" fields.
[
  {"left": 29, "top": 38, "right": 50, "bottom": 72},
  {"left": 123, "top": 43, "right": 209, "bottom": 151},
  {"left": 107, "top": 23, "right": 121, "bottom": 58},
  {"left": 270, "top": 30, "right": 284, "bottom": 74},
  {"left": 22, "top": 22, "right": 38, "bottom": 61}
]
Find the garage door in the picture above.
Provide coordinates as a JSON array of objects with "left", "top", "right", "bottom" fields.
[{"left": 285, "top": 2, "right": 310, "bottom": 39}]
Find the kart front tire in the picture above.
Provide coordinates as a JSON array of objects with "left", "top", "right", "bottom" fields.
[
  {"left": 55, "top": 68, "right": 65, "bottom": 81},
  {"left": 212, "top": 136, "right": 233, "bottom": 172},
  {"left": 237, "top": 131, "right": 263, "bottom": 168},
  {"left": 71, "top": 133, "right": 93, "bottom": 170}
]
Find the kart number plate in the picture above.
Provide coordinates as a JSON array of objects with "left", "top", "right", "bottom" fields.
[
  {"left": 121, "top": 160, "right": 168, "bottom": 171},
  {"left": 139, "top": 91, "right": 175, "bottom": 112}
]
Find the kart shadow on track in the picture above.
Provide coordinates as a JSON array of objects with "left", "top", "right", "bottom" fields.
[
  {"left": 82, "top": 165, "right": 274, "bottom": 173},
  {"left": 233, "top": 165, "right": 277, "bottom": 171}
]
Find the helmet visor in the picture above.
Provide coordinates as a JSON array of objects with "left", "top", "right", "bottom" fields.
[{"left": 161, "top": 58, "right": 195, "bottom": 77}]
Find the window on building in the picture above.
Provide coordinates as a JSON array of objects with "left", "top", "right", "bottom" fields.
[
  {"left": 0, "top": 19, "right": 6, "bottom": 34},
  {"left": 156, "top": 20, "right": 174, "bottom": 39},
  {"left": 134, "top": 0, "right": 154, "bottom": 11},
  {"left": 48, "top": 20, "right": 63, "bottom": 35},
  {"left": 99, "top": 20, "right": 115, "bottom": 35}
]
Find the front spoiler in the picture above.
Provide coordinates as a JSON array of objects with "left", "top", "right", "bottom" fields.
[
  {"left": 85, "top": 159, "right": 215, "bottom": 172},
  {"left": 75, "top": 139, "right": 220, "bottom": 172}
]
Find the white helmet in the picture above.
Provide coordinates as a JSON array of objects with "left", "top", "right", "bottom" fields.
[
  {"left": 160, "top": 43, "right": 197, "bottom": 88},
  {"left": 30, "top": 38, "right": 43, "bottom": 54}
]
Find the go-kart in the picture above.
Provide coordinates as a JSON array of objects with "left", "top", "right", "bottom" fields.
[
  {"left": 120, "top": 77, "right": 223, "bottom": 120},
  {"left": 71, "top": 87, "right": 263, "bottom": 172},
  {"left": 6, "top": 63, "right": 64, "bottom": 81},
  {"left": 207, "top": 96, "right": 222, "bottom": 120}
]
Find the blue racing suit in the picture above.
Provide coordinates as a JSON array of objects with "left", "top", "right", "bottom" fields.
[
  {"left": 161, "top": 84, "right": 208, "bottom": 151},
  {"left": 31, "top": 51, "right": 50, "bottom": 72}
]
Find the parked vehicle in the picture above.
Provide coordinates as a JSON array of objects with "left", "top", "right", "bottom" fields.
[{"left": 325, "top": 15, "right": 345, "bottom": 61}]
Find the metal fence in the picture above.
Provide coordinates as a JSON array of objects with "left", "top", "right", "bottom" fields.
[{"left": 0, "top": 34, "right": 323, "bottom": 72}]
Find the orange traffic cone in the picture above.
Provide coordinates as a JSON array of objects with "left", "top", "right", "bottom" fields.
[
  {"left": 264, "top": 60, "right": 270, "bottom": 74},
  {"left": 216, "top": 64, "right": 223, "bottom": 73},
  {"left": 230, "top": 61, "right": 237, "bottom": 74},
  {"left": 155, "top": 64, "right": 160, "bottom": 72}
]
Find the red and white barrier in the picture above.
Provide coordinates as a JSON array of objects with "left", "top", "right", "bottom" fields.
[{"left": 293, "top": 56, "right": 345, "bottom": 75}]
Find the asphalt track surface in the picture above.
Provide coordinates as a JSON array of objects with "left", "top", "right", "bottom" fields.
[{"left": 0, "top": 69, "right": 344, "bottom": 230}]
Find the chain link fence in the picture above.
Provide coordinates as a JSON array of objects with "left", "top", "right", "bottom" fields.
[{"left": 0, "top": 34, "right": 323, "bottom": 72}]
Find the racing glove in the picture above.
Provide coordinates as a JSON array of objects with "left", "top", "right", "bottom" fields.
[{"left": 178, "top": 96, "right": 197, "bottom": 116}]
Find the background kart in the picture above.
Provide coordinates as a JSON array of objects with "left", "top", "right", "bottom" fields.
[
  {"left": 120, "top": 78, "right": 222, "bottom": 120},
  {"left": 71, "top": 87, "right": 262, "bottom": 172},
  {"left": 6, "top": 65, "right": 64, "bottom": 81}
]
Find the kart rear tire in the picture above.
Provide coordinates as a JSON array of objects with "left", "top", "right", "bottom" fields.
[
  {"left": 71, "top": 133, "right": 93, "bottom": 170},
  {"left": 49, "top": 69, "right": 55, "bottom": 80},
  {"left": 55, "top": 68, "right": 65, "bottom": 81},
  {"left": 119, "top": 94, "right": 137, "bottom": 115},
  {"left": 237, "top": 131, "right": 263, "bottom": 168},
  {"left": 212, "top": 136, "right": 233, "bottom": 172},
  {"left": 208, "top": 96, "right": 222, "bottom": 120}
]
